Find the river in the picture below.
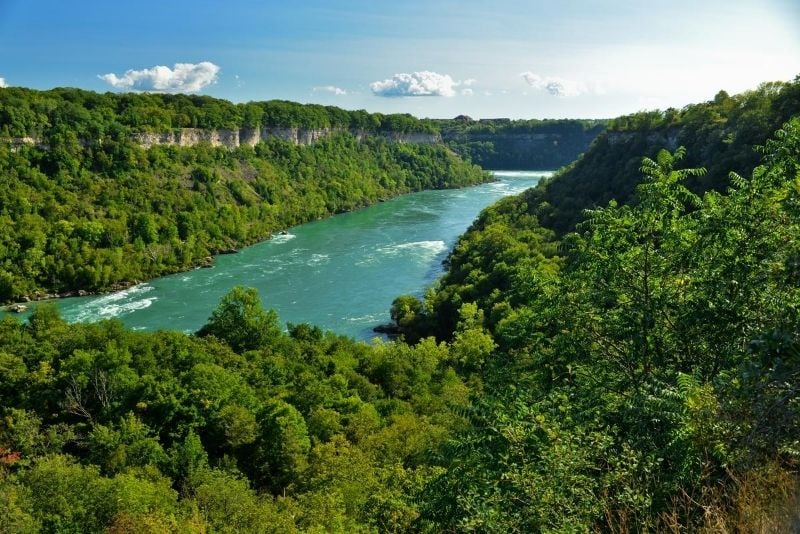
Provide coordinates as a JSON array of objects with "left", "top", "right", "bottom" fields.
[{"left": 4, "top": 171, "right": 549, "bottom": 340}]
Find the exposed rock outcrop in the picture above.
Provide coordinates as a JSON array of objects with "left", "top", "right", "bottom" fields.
[
  {"left": 605, "top": 129, "right": 680, "bottom": 150},
  {"left": 2, "top": 127, "right": 441, "bottom": 151},
  {"left": 131, "top": 127, "right": 441, "bottom": 150}
]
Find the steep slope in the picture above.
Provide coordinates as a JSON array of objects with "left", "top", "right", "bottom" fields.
[
  {"left": 438, "top": 117, "right": 606, "bottom": 170},
  {"left": 0, "top": 88, "right": 489, "bottom": 302},
  {"left": 404, "top": 78, "right": 800, "bottom": 339}
]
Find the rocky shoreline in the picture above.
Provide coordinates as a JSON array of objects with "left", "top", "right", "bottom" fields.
[
  {"left": 2, "top": 242, "right": 259, "bottom": 311},
  {"left": 2, "top": 280, "right": 142, "bottom": 313}
]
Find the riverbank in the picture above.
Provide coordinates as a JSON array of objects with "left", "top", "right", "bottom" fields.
[
  {"left": 2, "top": 171, "right": 497, "bottom": 309},
  {"left": 0, "top": 172, "right": 548, "bottom": 339}
]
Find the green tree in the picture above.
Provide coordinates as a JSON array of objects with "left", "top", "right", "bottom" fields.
[{"left": 196, "top": 287, "right": 282, "bottom": 352}]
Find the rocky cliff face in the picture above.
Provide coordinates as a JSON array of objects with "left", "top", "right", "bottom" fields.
[
  {"left": 3, "top": 136, "right": 50, "bottom": 151},
  {"left": 132, "top": 127, "right": 441, "bottom": 149},
  {"left": 605, "top": 129, "right": 680, "bottom": 150},
  {"left": 441, "top": 128, "right": 605, "bottom": 170},
  {"left": 3, "top": 128, "right": 441, "bottom": 151}
]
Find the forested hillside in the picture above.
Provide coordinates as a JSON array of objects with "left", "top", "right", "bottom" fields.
[
  {"left": 0, "top": 88, "right": 489, "bottom": 303},
  {"left": 416, "top": 119, "right": 800, "bottom": 531},
  {"left": 406, "top": 78, "right": 800, "bottom": 339},
  {"left": 0, "top": 288, "right": 483, "bottom": 532},
  {"left": 533, "top": 79, "right": 800, "bottom": 234}
]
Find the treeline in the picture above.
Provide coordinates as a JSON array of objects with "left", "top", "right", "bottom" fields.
[
  {"left": 437, "top": 117, "right": 606, "bottom": 170},
  {"left": 0, "top": 87, "right": 438, "bottom": 137},
  {"left": 0, "top": 126, "right": 488, "bottom": 302},
  {"left": 382, "top": 78, "right": 800, "bottom": 530}
]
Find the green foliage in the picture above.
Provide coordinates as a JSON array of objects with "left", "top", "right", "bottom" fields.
[
  {"left": 0, "top": 87, "right": 439, "bottom": 136},
  {"left": 0, "top": 87, "right": 489, "bottom": 302},
  {"left": 0, "top": 288, "right": 472, "bottom": 531},
  {"left": 416, "top": 118, "right": 800, "bottom": 531},
  {"left": 196, "top": 286, "right": 282, "bottom": 352},
  {"left": 408, "top": 78, "right": 800, "bottom": 344},
  {"left": 532, "top": 78, "right": 800, "bottom": 234}
]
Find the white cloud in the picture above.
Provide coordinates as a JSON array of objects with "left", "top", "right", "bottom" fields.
[
  {"left": 461, "top": 88, "right": 474, "bottom": 96},
  {"left": 98, "top": 61, "right": 220, "bottom": 93},
  {"left": 313, "top": 85, "right": 347, "bottom": 96},
  {"left": 520, "top": 71, "right": 584, "bottom": 97},
  {"left": 370, "top": 71, "right": 458, "bottom": 97},
  {"left": 462, "top": 78, "right": 477, "bottom": 86},
  {"left": 0, "top": 77, "right": 7, "bottom": 88}
]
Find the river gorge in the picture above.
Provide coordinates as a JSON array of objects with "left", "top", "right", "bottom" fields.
[{"left": 3, "top": 171, "right": 548, "bottom": 339}]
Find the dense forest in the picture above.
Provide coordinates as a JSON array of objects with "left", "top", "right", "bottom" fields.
[
  {"left": 532, "top": 80, "right": 800, "bottom": 234},
  {"left": 392, "top": 79, "right": 800, "bottom": 529},
  {"left": 406, "top": 78, "right": 800, "bottom": 339},
  {"left": 1, "top": 79, "right": 799, "bottom": 532},
  {"left": 0, "top": 88, "right": 490, "bottom": 303},
  {"left": 437, "top": 117, "right": 606, "bottom": 170},
  {"left": 0, "top": 88, "right": 440, "bottom": 135}
]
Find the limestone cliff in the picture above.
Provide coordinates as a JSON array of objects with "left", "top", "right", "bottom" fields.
[
  {"left": 132, "top": 127, "right": 441, "bottom": 149},
  {"left": 3, "top": 128, "right": 442, "bottom": 151},
  {"left": 440, "top": 127, "right": 605, "bottom": 170}
]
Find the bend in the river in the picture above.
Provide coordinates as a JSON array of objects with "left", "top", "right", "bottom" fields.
[{"left": 3, "top": 171, "right": 549, "bottom": 340}]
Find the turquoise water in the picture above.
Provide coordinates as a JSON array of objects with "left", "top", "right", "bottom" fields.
[{"left": 4, "top": 171, "right": 548, "bottom": 340}]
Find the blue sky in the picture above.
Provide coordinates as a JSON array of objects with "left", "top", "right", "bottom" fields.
[{"left": 0, "top": 0, "right": 798, "bottom": 118}]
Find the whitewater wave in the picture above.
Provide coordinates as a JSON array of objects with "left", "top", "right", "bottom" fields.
[
  {"left": 271, "top": 233, "right": 296, "bottom": 244},
  {"left": 92, "top": 283, "right": 154, "bottom": 304},
  {"left": 74, "top": 297, "right": 157, "bottom": 322},
  {"left": 379, "top": 240, "right": 448, "bottom": 255},
  {"left": 356, "top": 240, "right": 449, "bottom": 266},
  {"left": 69, "top": 284, "right": 157, "bottom": 322},
  {"left": 346, "top": 313, "right": 383, "bottom": 323},
  {"left": 491, "top": 170, "right": 554, "bottom": 178},
  {"left": 308, "top": 253, "right": 330, "bottom": 266}
]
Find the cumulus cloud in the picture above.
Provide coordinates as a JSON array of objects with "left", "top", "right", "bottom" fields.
[
  {"left": 98, "top": 61, "right": 220, "bottom": 93},
  {"left": 0, "top": 77, "right": 7, "bottom": 88},
  {"left": 313, "top": 85, "right": 347, "bottom": 96},
  {"left": 462, "top": 78, "right": 477, "bottom": 86},
  {"left": 520, "top": 71, "right": 583, "bottom": 97},
  {"left": 370, "top": 71, "right": 458, "bottom": 97},
  {"left": 461, "top": 88, "right": 474, "bottom": 96}
]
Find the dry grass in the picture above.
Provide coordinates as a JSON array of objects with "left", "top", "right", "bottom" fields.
[
  {"left": 602, "top": 462, "right": 800, "bottom": 533},
  {"left": 699, "top": 462, "right": 800, "bottom": 534}
]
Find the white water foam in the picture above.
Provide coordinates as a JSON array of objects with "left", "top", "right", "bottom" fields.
[
  {"left": 492, "top": 170, "right": 553, "bottom": 178},
  {"left": 270, "top": 233, "right": 296, "bottom": 244},
  {"left": 355, "top": 240, "right": 448, "bottom": 266},
  {"left": 308, "top": 253, "right": 330, "bottom": 266},
  {"left": 72, "top": 284, "right": 157, "bottom": 322},
  {"left": 379, "top": 240, "right": 448, "bottom": 255},
  {"left": 346, "top": 313, "right": 383, "bottom": 323}
]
